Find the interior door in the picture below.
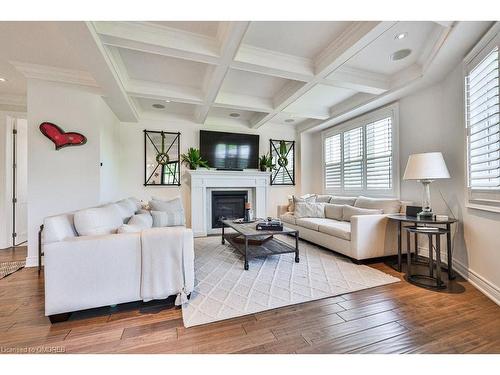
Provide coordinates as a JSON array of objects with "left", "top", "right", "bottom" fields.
[{"left": 14, "top": 118, "right": 28, "bottom": 245}]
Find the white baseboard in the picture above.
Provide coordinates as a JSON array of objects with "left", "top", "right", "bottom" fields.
[
  {"left": 25, "top": 256, "right": 39, "bottom": 268},
  {"left": 452, "top": 258, "right": 500, "bottom": 306},
  {"left": 416, "top": 246, "right": 500, "bottom": 306}
]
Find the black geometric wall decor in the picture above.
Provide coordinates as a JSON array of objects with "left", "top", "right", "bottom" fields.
[
  {"left": 270, "top": 139, "right": 295, "bottom": 186},
  {"left": 144, "top": 130, "right": 181, "bottom": 186}
]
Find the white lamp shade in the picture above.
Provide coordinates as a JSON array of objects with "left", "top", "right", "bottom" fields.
[{"left": 403, "top": 152, "right": 450, "bottom": 180}]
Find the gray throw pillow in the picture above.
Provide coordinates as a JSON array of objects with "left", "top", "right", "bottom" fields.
[
  {"left": 151, "top": 210, "right": 185, "bottom": 227},
  {"left": 315, "top": 194, "right": 333, "bottom": 203},
  {"left": 331, "top": 196, "right": 357, "bottom": 206},
  {"left": 342, "top": 205, "right": 383, "bottom": 222},
  {"left": 324, "top": 204, "right": 344, "bottom": 221}
]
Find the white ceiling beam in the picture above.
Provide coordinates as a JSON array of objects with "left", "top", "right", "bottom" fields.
[
  {"left": 214, "top": 92, "right": 273, "bottom": 113},
  {"left": 127, "top": 79, "right": 205, "bottom": 105},
  {"left": 323, "top": 66, "right": 390, "bottom": 95},
  {"left": 232, "top": 44, "right": 314, "bottom": 82},
  {"left": 195, "top": 22, "right": 250, "bottom": 123},
  {"left": 250, "top": 21, "right": 397, "bottom": 129},
  {"left": 94, "top": 21, "right": 220, "bottom": 65}
]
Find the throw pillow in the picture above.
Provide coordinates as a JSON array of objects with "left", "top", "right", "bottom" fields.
[
  {"left": 127, "top": 213, "right": 153, "bottom": 229},
  {"left": 331, "top": 196, "right": 357, "bottom": 206},
  {"left": 324, "top": 203, "right": 344, "bottom": 221},
  {"left": 289, "top": 194, "right": 317, "bottom": 212},
  {"left": 149, "top": 197, "right": 184, "bottom": 212},
  {"left": 294, "top": 202, "right": 326, "bottom": 219},
  {"left": 115, "top": 198, "right": 137, "bottom": 223},
  {"left": 151, "top": 210, "right": 186, "bottom": 227},
  {"left": 354, "top": 196, "right": 401, "bottom": 214},
  {"left": 73, "top": 203, "right": 123, "bottom": 236},
  {"left": 117, "top": 224, "right": 143, "bottom": 234},
  {"left": 342, "top": 205, "right": 383, "bottom": 222},
  {"left": 315, "top": 194, "right": 333, "bottom": 203}
]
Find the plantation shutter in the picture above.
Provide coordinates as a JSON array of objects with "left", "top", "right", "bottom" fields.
[
  {"left": 343, "top": 127, "right": 364, "bottom": 190},
  {"left": 366, "top": 117, "right": 393, "bottom": 190},
  {"left": 324, "top": 133, "right": 342, "bottom": 190},
  {"left": 466, "top": 38, "right": 500, "bottom": 209}
]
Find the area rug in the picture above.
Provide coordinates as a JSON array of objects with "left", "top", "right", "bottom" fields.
[
  {"left": 182, "top": 236, "right": 399, "bottom": 327},
  {"left": 0, "top": 260, "right": 26, "bottom": 279}
]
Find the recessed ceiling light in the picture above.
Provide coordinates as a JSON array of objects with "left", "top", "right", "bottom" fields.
[
  {"left": 165, "top": 100, "right": 171, "bottom": 103},
  {"left": 395, "top": 32, "right": 408, "bottom": 40},
  {"left": 0, "top": 77, "right": 6, "bottom": 82},
  {"left": 152, "top": 103, "right": 165, "bottom": 109},
  {"left": 284, "top": 119, "right": 295, "bottom": 123},
  {"left": 390, "top": 49, "right": 412, "bottom": 61},
  {"left": 229, "top": 113, "right": 240, "bottom": 118}
]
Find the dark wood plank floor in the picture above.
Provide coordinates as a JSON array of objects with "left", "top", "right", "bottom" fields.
[{"left": 0, "top": 258, "right": 499, "bottom": 354}]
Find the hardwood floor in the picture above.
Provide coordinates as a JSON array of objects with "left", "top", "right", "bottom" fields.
[
  {"left": 0, "top": 246, "right": 27, "bottom": 262},
  {"left": 0, "top": 260, "right": 499, "bottom": 354}
]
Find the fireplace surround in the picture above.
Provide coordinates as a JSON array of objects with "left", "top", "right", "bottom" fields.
[{"left": 188, "top": 170, "right": 270, "bottom": 237}]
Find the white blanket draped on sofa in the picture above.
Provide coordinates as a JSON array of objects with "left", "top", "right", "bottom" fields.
[{"left": 140, "top": 227, "right": 195, "bottom": 305}]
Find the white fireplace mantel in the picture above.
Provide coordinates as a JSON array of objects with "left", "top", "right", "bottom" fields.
[{"left": 188, "top": 170, "right": 271, "bottom": 237}]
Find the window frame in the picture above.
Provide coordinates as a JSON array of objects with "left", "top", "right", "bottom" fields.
[
  {"left": 321, "top": 103, "right": 400, "bottom": 198},
  {"left": 463, "top": 22, "right": 500, "bottom": 213}
]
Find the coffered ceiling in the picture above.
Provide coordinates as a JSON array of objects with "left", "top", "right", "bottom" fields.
[
  {"left": 86, "top": 20, "right": 466, "bottom": 129},
  {"left": 0, "top": 21, "right": 494, "bottom": 131}
]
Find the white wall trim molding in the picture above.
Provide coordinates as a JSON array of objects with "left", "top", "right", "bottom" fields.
[
  {"left": 453, "top": 258, "right": 500, "bottom": 306},
  {"left": 0, "top": 94, "right": 27, "bottom": 108},
  {"left": 10, "top": 61, "right": 100, "bottom": 89},
  {"left": 25, "top": 255, "right": 39, "bottom": 268},
  {"left": 417, "top": 246, "right": 500, "bottom": 306}
]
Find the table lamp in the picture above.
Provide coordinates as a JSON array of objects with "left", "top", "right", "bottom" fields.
[{"left": 403, "top": 152, "right": 450, "bottom": 218}]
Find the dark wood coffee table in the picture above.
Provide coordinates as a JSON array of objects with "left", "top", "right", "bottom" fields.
[{"left": 221, "top": 219, "right": 299, "bottom": 270}]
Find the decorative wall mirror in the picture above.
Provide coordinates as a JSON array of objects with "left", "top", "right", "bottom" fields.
[
  {"left": 144, "top": 130, "right": 181, "bottom": 186},
  {"left": 270, "top": 139, "right": 295, "bottom": 185}
]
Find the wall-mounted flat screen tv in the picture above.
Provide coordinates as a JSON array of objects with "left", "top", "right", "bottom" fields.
[{"left": 200, "top": 130, "right": 259, "bottom": 170}]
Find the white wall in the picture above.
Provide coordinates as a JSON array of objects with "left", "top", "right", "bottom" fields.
[
  {"left": 304, "top": 63, "right": 500, "bottom": 304},
  {"left": 118, "top": 115, "right": 299, "bottom": 225},
  {"left": 26, "top": 80, "right": 119, "bottom": 266},
  {"left": 399, "top": 65, "right": 500, "bottom": 303}
]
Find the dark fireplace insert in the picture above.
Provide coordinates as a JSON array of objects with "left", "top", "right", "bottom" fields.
[{"left": 211, "top": 190, "right": 248, "bottom": 228}]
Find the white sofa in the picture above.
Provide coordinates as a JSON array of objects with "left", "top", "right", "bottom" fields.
[
  {"left": 278, "top": 195, "right": 408, "bottom": 261},
  {"left": 42, "top": 198, "right": 194, "bottom": 322}
]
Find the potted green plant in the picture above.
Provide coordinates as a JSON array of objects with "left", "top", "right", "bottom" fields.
[
  {"left": 277, "top": 140, "right": 289, "bottom": 167},
  {"left": 181, "top": 147, "right": 210, "bottom": 170},
  {"left": 259, "top": 154, "right": 275, "bottom": 172}
]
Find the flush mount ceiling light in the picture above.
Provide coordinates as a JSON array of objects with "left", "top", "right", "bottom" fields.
[
  {"left": 395, "top": 32, "right": 408, "bottom": 40},
  {"left": 0, "top": 77, "right": 6, "bottom": 82},
  {"left": 284, "top": 118, "right": 295, "bottom": 123},
  {"left": 164, "top": 100, "right": 171, "bottom": 103},
  {"left": 229, "top": 113, "right": 240, "bottom": 118},
  {"left": 152, "top": 103, "right": 165, "bottom": 109},
  {"left": 390, "top": 49, "right": 412, "bottom": 61}
]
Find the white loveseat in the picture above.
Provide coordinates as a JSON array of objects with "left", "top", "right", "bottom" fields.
[
  {"left": 42, "top": 197, "right": 194, "bottom": 322},
  {"left": 278, "top": 195, "right": 408, "bottom": 261}
]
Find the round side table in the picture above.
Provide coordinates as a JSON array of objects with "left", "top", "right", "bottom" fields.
[{"left": 404, "top": 226, "right": 449, "bottom": 290}]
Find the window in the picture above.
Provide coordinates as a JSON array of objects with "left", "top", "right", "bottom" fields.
[
  {"left": 465, "top": 26, "right": 500, "bottom": 211},
  {"left": 323, "top": 104, "right": 399, "bottom": 197}
]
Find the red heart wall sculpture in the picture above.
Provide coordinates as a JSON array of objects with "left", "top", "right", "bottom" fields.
[{"left": 39, "top": 122, "right": 87, "bottom": 150}]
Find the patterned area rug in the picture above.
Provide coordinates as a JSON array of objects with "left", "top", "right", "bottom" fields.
[
  {"left": 182, "top": 236, "right": 399, "bottom": 327},
  {"left": 0, "top": 260, "right": 26, "bottom": 279}
]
